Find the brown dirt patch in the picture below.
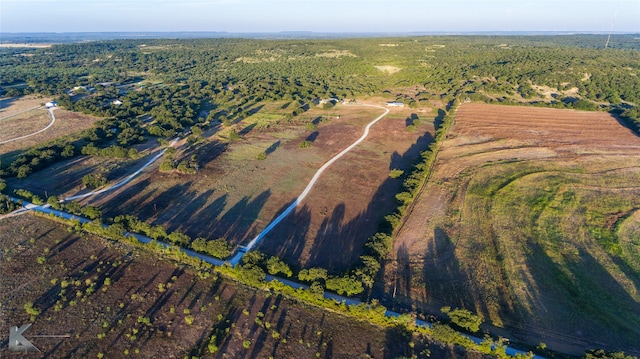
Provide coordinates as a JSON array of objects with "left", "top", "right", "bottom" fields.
[
  {"left": 0, "top": 97, "right": 100, "bottom": 155},
  {"left": 0, "top": 214, "right": 473, "bottom": 359},
  {"left": 0, "top": 108, "right": 51, "bottom": 142},
  {"left": 259, "top": 108, "right": 434, "bottom": 272},
  {"left": 41, "top": 105, "right": 436, "bottom": 273},
  {"left": 0, "top": 95, "right": 48, "bottom": 115}
]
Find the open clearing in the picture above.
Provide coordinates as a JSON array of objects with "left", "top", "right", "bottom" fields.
[
  {"left": 21, "top": 104, "right": 435, "bottom": 273},
  {"left": 0, "top": 108, "right": 51, "bottom": 143},
  {"left": 381, "top": 103, "right": 640, "bottom": 355},
  {"left": 258, "top": 105, "right": 434, "bottom": 272},
  {"left": 0, "top": 215, "right": 471, "bottom": 359},
  {"left": 0, "top": 96, "right": 101, "bottom": 156}
]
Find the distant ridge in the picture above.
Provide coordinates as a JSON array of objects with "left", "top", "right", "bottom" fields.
[{"left": 2, "top": 31, "right": 638, "bottom": 43}]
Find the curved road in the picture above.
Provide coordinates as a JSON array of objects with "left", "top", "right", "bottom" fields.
[
  {"left": 63, "top": 138, "right": 179, "bottom": 202},
  {"left": 0, "top": 107, "right": 55, "bottom": 145},
  {"left": 229, "top": 104, "right": 390, "bottom": 265}
]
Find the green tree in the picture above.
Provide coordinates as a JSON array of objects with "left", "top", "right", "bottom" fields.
[
  {"left": 325, "top": 275, "right": 364, "bottom": 296},
  {"left": 441, "top": 307, "right": 483, "bottom": 333},
  {"left": 266, "top": 256, "right": 293, "bottom": 277}
]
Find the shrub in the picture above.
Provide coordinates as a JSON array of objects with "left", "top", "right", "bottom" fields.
[
  {"left": 325, "top": 275, "right": 363, "bottom": 296},
  {"left": 228, "top": 130, "right": 241, "bottom": 141},
  {"left": 82, "top": 173, "right": 107, "bottom": 189},
  {"left": 298, "top": 267, "right": 328, "bottom": 282},
  {"left": 299, "top": 140, "right": 312, "bottom": 148},
  {"left": 441, "top": 306, "right": 483, "bottom": 333},
  {"left": 266, "top": 256, "right": 293, "bottom": 277},
  {"left": 24, "top": 302, "right": 40, "bottom": 321},
  {"left": 389, "top": 169, "right": 404, "bottom": 179},
  {"left": 191, "top": 237, "right": 232, "bottom": 259}
]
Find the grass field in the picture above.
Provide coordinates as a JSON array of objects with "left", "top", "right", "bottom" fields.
[
  {"left": 0, "top": 96, "right": 101, "bottom": 158},
  {"left": 382, "top": 103, "right": 640, "bottom": 355},
  {"left": 0, "top": 215, "right": 462, "bottom": 359},
  {"left": 15, "top": 102, "right": 435, "bottom": 274}
]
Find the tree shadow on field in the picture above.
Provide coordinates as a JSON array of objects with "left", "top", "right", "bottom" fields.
[
  {"left": 203, "top": 190, "right": 272, "bottom": 245},
  {"left": 240, "top": 123, "right": 257, "bottom": 136},
  {"left": 256, "top": 129, "right": 436, "bottom": 273},
  {"left": 519, "top": 239, "right": 640, "bottom": 354},
  {"left": 0, "top": 96, "right": 17, "bottom": 110},
  {"left": 179, "top": 193, "right": 228, "bottom": 239},
  {"left": 98, "top": 178, "right": 155, "bottom": 220},
  {"left": 161, "top": 188, "right": 211, "bottom": 227},
  {"left": 190, "top": 140, "right": 228, "bottom": 168},
  {"left": 305, "top": 131, "right": 319, "bottom": 143},
  {"left": 420, "top": 227, "right": 468, "bottom": 309},
  {"left": 255, "top": 202, "right": 311, "bottom": 265},
  {"left": 434, "top": 109, "right": 446, "bottom": 131},
  {"left": 265, "top": 140, "right": 281, "bottom": 155}
]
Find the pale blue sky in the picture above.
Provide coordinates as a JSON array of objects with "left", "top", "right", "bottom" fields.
[{"left": 2, "top": 0, "right": 638, "bottom": 33}]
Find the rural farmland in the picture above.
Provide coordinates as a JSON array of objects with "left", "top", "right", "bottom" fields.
[
  {"left": 2, "top": 34, "right": 640, "bottom": 358},
  {"left": 383, "top": 104, "right": 640, "bottom": 355}
]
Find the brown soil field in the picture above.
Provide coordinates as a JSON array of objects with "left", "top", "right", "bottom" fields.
[
  {"left": 22, "top": 104, "right": 434, "bottom": 273},
  {"left": 0, "top": 108, "right": 51, "bottom": 142},
  {"left": 0, "top": 97, "right": 100, "bottom": 156},
  {"left": 0, "top": 215, "right": 479, "bottom": 359},
  {"left": 378, "top": 103, "right": 640, "bottom": 356},
  {"left": 0, "top": 95, "right": 47, "bottom": 115},
  {"left": 258, "top": 106, "right": 434, "bottom": 272}
]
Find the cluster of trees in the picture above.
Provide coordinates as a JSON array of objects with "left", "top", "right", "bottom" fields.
[
  {"left": 3, "top": 36, "right": 638, "bottom": 181},
  {"left": 2, "top": 143, "right": 76, "bottom": 178},
  {"left": 43, "top": 200, "right": 635, "bottom": 359},
  {"left": 113, "top": 214, "right": 232, "bottom": 259},
  {"left": 81, "top": 173, "right": 107, "bottom": 189},
  {"left": 80, "top": 143, "right": 138, "bottom": 159},
  {"left": 190, "top": 237, "right": 232, "bottom": 259},
  {"left": 47, "top": 196, "right": 102, "bottom": 220},
  {"left": 0, "top": 196, "right": 18, "bottom": 215}
]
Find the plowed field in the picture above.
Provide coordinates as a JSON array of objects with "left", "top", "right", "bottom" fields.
[{"left": 381, "top": 104, "right": 640, "bottom": 355}]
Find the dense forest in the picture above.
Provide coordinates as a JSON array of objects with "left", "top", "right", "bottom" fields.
[{"left": 2, "top": 35, "right": 639, "bottom": 179}]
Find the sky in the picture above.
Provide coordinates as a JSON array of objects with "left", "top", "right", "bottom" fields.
[{"left": 1, "top": 0, "right": 639, "bottom": 33}]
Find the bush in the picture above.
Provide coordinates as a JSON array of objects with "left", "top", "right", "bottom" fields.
[
  {"left": 0, "top": 194, "right": 18, "bottom": 214},
  {"left": 441, "top": 306, "right": 483, "bottom": 333},
  {"left": 24, "top": 302, "right": 40, "bottom": 321},
  {"left": 325, "top": 275, "right": 363, "bottom": 296},
  {"left": 191, "top": 238, "right": 233, "bottom": 259},
  {"left": 299, "top": 140, "right": 312, "bottom": 148},
  {"left": 82, "top": 173, "right": 107, "bottom": 189},
  {"left": 389, "top": 169, "right": 404, "bottom": 179},
  {"left": 266, "top": 256, "right": 293, "bottom": 277},
  {"left": 228, "top": 130, "right": 241, "bottom": 141},
  {"left": 298, "top": 267, "right": 328, "bottom": 282},
  {"left": 159, "top": 159, "right": 174, "bottom": 172}
]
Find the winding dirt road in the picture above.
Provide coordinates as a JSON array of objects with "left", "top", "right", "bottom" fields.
[
  {"left": 63, "top": 138, "right": 179, "bottom": 202},
  {"left": 229, "top": 104, "right": 390, "bottom": 265},
  {"left": 0, "top": 107, "right": 55, "bottom": 145}
]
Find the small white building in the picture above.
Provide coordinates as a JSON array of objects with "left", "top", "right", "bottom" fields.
[
  {"left": 45, "top": 101, "right": 58, "bottom": 108},
  {"left": 386, "top": 101, "right": 404, "bottom": 107},
  {"left": 112, "top": 100, "right": 123, "bottom": 106}
]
